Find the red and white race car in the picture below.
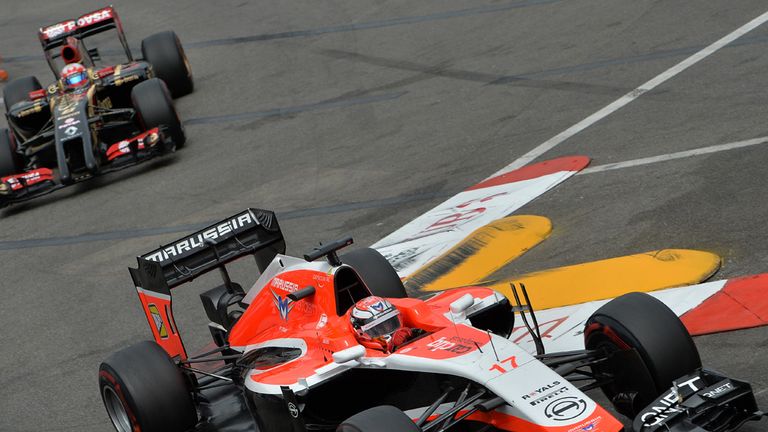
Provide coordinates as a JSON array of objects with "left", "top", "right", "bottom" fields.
[{"left": 99, "top": 209, "right": 764, "bottom": 432}]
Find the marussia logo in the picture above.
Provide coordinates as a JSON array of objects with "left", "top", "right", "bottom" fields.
[
  {"left": 144, "top": 212, "right": 256, "bottom": 263},
  {"left": 370, "top": 301, "right": 385, "bottom": 312},
  {"left": 271, "top": 290, "right": 294, "bottom": 321}
]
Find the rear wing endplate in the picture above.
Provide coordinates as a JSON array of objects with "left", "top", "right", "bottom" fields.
[{"left": 128, "top": 208, "right": 286, "bottom": 359}]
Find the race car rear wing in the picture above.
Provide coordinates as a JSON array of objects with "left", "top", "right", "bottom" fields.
[
  {"left": 38, "top": 6, "right": 133, "bottom": 74},
  {"left": 129, "top": 208, "right": 286, "bottom": 359}
]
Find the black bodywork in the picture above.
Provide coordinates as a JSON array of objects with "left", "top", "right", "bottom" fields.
[{"left": 1, "top": 7, "right": 181, "bottom": 207}]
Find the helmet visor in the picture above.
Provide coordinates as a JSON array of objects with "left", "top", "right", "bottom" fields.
[
  {"left": 65, "top": 71, "right": 87, "bottom": 87},
  {"left": 360, "top": 309, "right": 401, "bottom": 338}
]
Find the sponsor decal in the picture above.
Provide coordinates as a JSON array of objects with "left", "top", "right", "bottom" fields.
[
  {"left": 58, "top": 118, "right": 80, "bottom": 129},
  {"left": 2, "top": 170, "right": 51, "bottom": 191},
  {"left": 522, "top": 381, "right": 571, "bottom": 406},
  {"left": 312, "top": 273, "right": 331, "bottom": 288},
  {"left": 425, "top": 336, "right": 474, "bottom": 354},
  {"left": 43, "top": 20, "right": 76, "bottom": 39},
  {"left": 57, "top": 99, "right": 79, "bottom": 116},
  {"left": 529, "top": 386, "right": 570, "bottom": 406},
  {"left": 272, "top": 277, "right": 300, "bottom": 293},
  {"left": 114, "top": 74, "right": 139, "bottom": 86},
  {"left": 77, "top": 9, "right": 112, "bottom": 27},
  {"left": 144, "top": 212, "right": 257, "bottom": 263},
  {"left": 64, "top": 126, "right": 79, "bottom": 136},
  {"left": 702, "top": 381, "right": 734, "bottom": 399},
  {"left": 568, "top": 416, "right": 602, "bottom": 432},
  {"left": 148, "top": 304, "right": 169, "bottom": 338},
  {"left": 271, "top": 290, "right": 294, "bottom": 321},
  {"left": 544, "top": 396, "right": 587, "bottom": 422},
  {"left": 287, "top": 402, "right": 299, "bottom": 418},
  {"left": 98, "top": 97, "right": 113, "bottom": 109},
  {"left": 18, "top": 104, "right": 43, "bottom": 117},
  {"left": 639, "top": 376, "right": 703, "bottom": 427},
  {"left": 522, "top": 381, "right": 562, "bottom": 400},
  {"left": 315, "top": 313, "right": 328, "bottom": 329}
]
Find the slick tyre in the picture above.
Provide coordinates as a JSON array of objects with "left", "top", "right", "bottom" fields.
[
  {"left": 337, "top": 405, "right": 421, "bottom": 432},
  {"left": 0, "top": 129, "right": 20, "bottom": 178},
  {"left": 584, "top": 292, "right": 701, "bottom": 414},
  {"left": 2, "top": 75, "right": 42, "bottom": 112},
  {"left": 3, "top": 76, "right": 46, "bottom": 137},
  {"left": 99, "top": 341, "right": 197, "bottom": 432},
  {"left": 142, "top": 31, "right": 193, "bottom": 98},
  {"left": 342, "top": 248, "right": 407, "bottom": 298},
  {"left": 131, "top": 78, "right": 186, "bottom": 148}
]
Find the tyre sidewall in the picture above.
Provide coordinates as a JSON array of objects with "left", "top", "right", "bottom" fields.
[
  {"left": 98, "top": 341, "right": 197, "bottom": 432},
  {"left": 585, "top": 292, "right": 702, "bottom": 407},
  {"left": 141, "top": 31, "right": 193, "bottom": 98},
  {"left": 0, "top": 129, "right": 20, "bottom": 177}
]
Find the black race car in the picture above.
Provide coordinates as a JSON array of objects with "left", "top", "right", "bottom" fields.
[{"left": 0, "top": 6, "right": 192, "bottom": 207}]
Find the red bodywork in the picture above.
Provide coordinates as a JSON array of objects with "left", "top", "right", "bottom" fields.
[{"left": 228, "top": 267, "right": 492, "bottom": 384}]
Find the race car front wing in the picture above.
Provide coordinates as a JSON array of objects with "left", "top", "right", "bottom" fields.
[
  {"left": 0, "top": 126, "right": 174, "bottom": 207},
  {"left": 633, "top": 369, "right": 765, "bottom": 431}
]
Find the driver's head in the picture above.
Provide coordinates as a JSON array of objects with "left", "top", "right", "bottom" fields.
[
  {"left": 349, "top": 296, "right": 402, "bottom": 351},
  {"left": 61, "top": 63, "right": 88, "bottom": 89}
]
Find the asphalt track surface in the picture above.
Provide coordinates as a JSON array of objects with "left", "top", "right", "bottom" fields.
[{"left": 1, "top": 0, "right": 768, "bottom": 430}]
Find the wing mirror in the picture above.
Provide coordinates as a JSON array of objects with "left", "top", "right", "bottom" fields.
[
  {"left": 332, "top": 345, "right": 366, "bottom": 363},
  {"left": 449, "top": 294, "right": 475, "bottom": 321},
  {"left": 287, "top": 285, "right": 316, "bottom": 302}
]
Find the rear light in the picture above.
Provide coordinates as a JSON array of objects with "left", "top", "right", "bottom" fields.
[{"left": 28, "top": 89, "right": 46, "bottom": 100}]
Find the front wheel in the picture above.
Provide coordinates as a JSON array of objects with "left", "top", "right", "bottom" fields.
[
  {"left": 337, "top": 405, "right": 421, "bottom": 432},
  {"left": 0, "top": 129, "right": 21, "bottom": 178},
  {"left": 131, "top": 78, "right": 186, "bottom": 148},
  {"left": 99, "top": 341, "right": 198, "bottom": 432},
  {"left": 584, "top": 292, "right": 701, "bottom": 416}
]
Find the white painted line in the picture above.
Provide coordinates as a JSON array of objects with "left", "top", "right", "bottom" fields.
[
  {"left": 490, "top": 9, "right": 768, "bottom": 178},
  {"left": 579, "top": 136, "right": 768, "bottom": 175}
]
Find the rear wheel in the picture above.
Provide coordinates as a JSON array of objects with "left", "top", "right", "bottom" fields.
[
  {"left": 99, "top": 341, "right": 197, "bottom": 432},
  {"left": 584, "top": 292, "right": 701, "bottom": 416},
  {"left": 131, "top": 78, "right": 186, "bottom": 148},
  {"left": 0, "top": 128, "right": 21, "bottom": 178},
  {"left": 342, "top": 248, "right": 407, "bottom": 298},
  {"left": 142, "top": 31, "right": 194, "bottom": 98},
  {"left": 337, "top": 405, "right": 421, "bottom": 432}
]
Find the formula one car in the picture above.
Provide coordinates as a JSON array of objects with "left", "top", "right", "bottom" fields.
[
  {"left": 99, "top": 209, "right": 765, "bottom": 432},
  {"left": 0, "top": 6, "right": 192, "bottom": 207}
]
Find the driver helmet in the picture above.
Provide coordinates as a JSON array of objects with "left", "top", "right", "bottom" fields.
[
  {"left": 349, "top": 296, "right": 402, "bottom": 350},
  {"left": 61, "top": 63, "right": 88, "bottom": 89}
]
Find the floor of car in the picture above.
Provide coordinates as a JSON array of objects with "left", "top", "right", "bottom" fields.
[{"left": 195, "top": 384, "right": 259, "bottom": 432}]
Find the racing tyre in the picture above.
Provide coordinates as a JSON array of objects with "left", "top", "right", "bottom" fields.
[
  {"left": 584, "top": 292, "right": 701, "bottom": 415},
  {"left": 99, "top": 341, "right": 197, "bottom": 432},
  {"left": 2, "top": 75, "right": 42, "bottom": 112},
  {"left": 0, "top": 129, "right": 20, "bottom": 178},
  {"left": 337, "top": 405, "right": 421, "bottom": 432},
  {"left": 131, "top": 78, "right": 186, "bottom": 148},
  {"left": 141, "top": 31, "right": 194, "bottom": 98},
  {"left": 342, "top": 248, "right": 407, "bottom": 298}
]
